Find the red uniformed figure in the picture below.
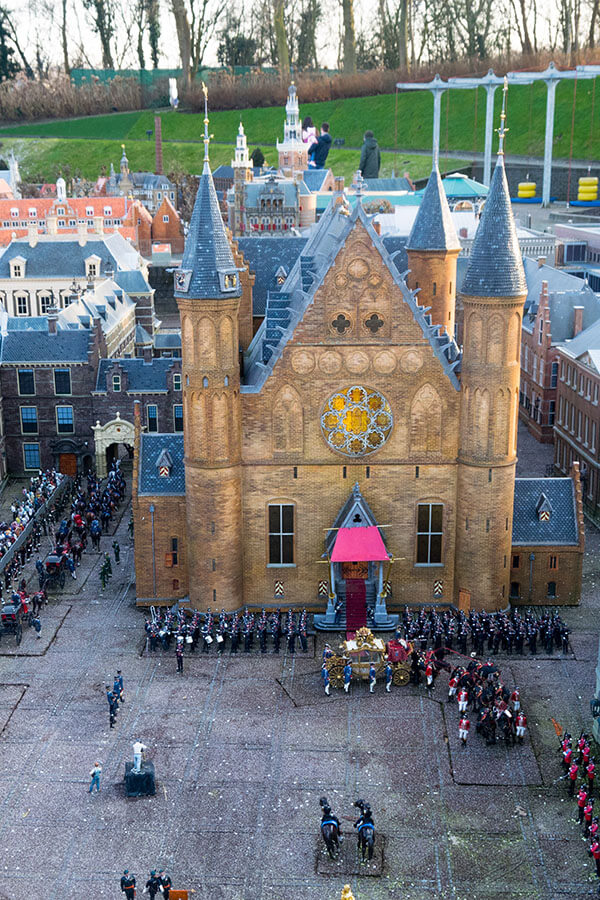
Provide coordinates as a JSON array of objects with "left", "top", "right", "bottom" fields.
[
  {"left": 425, "top": 662, "right": 434, "bottom": 693},
  {"left": 584, "top": 799, "right": 595, "bottom": 836},
  {"left": 515, "top": 711, "right": 527, "bottom": 744},
  {"left": 568, "top": 762, "right": 579, "bottom": 796},
  {"left": 458, "top": 688, "right": 469, "bottom": 714},
  {"left": 589, "top": 838, "right": 600, "bottom": 877},
  {"left": 587, "top": 760, "right": 596, "bottom": 796},
  {"left": 577, "top": 785, "right": 588, "bottom": 820},
  {"left": 448, "top": 675, "right": 458, "bottom": 703},
  {"left": 510, "top": 687, "right": 520, "bottom": 712},
  {"left": 561, "top": 734, "right": 572, "bottom": 753},
  {"left": 459, "top": 716, "right": 470, "bottom": 745},
  {"left": 563, "top": 746, "right": 573, "bottom": 770},
  {"left": 590, "top": 817, "right": 599, "bottom": 843},
  {"left": 578, "top": 733, "right": 588, "bottom": 763},
  {"left": 583, "top": 743, "right": 591, "bottom": 767}
]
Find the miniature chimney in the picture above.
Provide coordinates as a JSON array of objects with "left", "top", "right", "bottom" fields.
[
  {"left": 93, "top": 215, "right": 104, "bottom": 236},
  {"left": 28, "top": 223, "right": 38, "bottom": 248},
  {"left": 537, "top": 256, "right": 547, "bottom": 268},
  {"left": 459, "top": 227, "right": 468, "bottom": 239},
  {"left": 47, "top": 216, "right": 58, "bottom": 236},
  {"left": 372, "top": 220, "right": 381, "bottom": 235},
  {"left": 155, "top": 116, "right": 163, "bottom": 175},
  {"left": 334, "top": 175, "right": 344, "bottom": 193},
  {"left": 573, "top": 306, "right": 584, "bottom": 337},
  {"left": 77, "top": 221, "right": 87, "bottom": 247},
  {"left": 47, "top": 305, "right": 59, "bottom": 334}
]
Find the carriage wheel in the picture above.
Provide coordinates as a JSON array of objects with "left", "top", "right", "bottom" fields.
[
  {"left": 393, "top": 665, "right": 410, "bottom": 686},
  {"left": 15, "top": 623, "right": 22, "bottom": 645},
  {"left": 328, "top": 663, "right": 345, "bottom": 689},
  {"left": 59, "top": 570, "right": 66, "bottom": 588}
]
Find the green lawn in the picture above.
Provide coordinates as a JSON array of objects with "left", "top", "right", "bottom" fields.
[
  {"left": 0, "top": 78, "right": 598, "bottom": 159},
  {"left": 0, "top": 135, "right": 466, "bottom": 184}
]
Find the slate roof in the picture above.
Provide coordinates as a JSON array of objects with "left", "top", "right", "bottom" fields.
[
  {"left": 138, "top": 433, "right": 185, "bottom": 496},
  {"left": 512, "top": 477, "right": 579, "bottom": 545},
  {"left": 406, "top": 165, "right": 461, "bottom": 252},
  {"left": 461, "top": 158, "right": 527, "bottom": 298},
  {"left": 175, "top": 160, "right": 241, "bottom": 301},
  {"left": 237, "top": 237, "right": 307, "bottom": 317},
  {"left": 154, "top": 332, "right": 182, "bottom": 349},
  {"left": 115, "top": 270, "right": 152, "bottom": 294},
  {"left": 364, "top": 176, "right": 413, "bottom": 192},
  {"left": 0, "top": 233, "right": 139, "bottom": 279},
  {"left": 0, "top": 325, "right": 92, "bottom": 363},
  {"left": 520, "top": 257, "right": 600, "bottom": 340},
  {"left": 242, "top": 199, "right": 461, "bottom": 392},
  {"left": 301, "top": 169, "right": 331, "bottom": 192},
  {"left": 96, "top": 357, "right": 178, "bottom": 392}
]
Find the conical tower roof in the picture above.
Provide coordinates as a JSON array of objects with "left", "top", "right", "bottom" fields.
[
  {"left": 460, "top": 156, "right": 526, "bottom": 298},
  {"left": 406, "top": 165, "right": 461, "bottom": 252},
  {"left": 175, "top": 102, "right": 240, "bottom": 301}
]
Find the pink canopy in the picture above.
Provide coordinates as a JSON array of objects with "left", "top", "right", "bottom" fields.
[{"left": 330, "top": 525, "right": 389, "bottom": 562}]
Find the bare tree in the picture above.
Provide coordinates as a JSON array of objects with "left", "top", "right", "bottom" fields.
[
  {"left": 273, "top": 0, "right": 290, "bottom": 76},
  {"left": 341, "top": 0, "right": 356, "bottom": 72},
  {"left": 62, "top": 0, "right": 70, "bottom": 72},
  {"left": 378, "top": 0, "right": 410, "bottom": 69},
  {"left": 509, "top": 0, "right": 537, "bottom": 54},
  {"left": 82, "top": 0, "right": 116, "bottom": 68},
  {"left": 170, "top": 0, "right": 227, "bottom": 89},
  {"left": 0, "top": 6, "right": 34, "bottom": 75},
  {"left": 589, "top": 0, "right": 600, "bottom": 46}
]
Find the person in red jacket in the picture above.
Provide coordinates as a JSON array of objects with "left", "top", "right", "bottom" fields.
[
  {"left": 568, "top": 762, "right": 579, "bottom": 795},
  {"left": 587, "top": 759, "right": 596, "bottom": 796},
  {"left": 584, "top": 798, "right": 595, "bottom": 836},
  {"left": 458, "top": 688, "right": 469, "bottom": 714},
  {"left": 589, "top": 837, "right": 600, "bottom": 876},
  {"left": 563, "top": 745, "right": 573, "bottom": 770},
  {"left": 459, "top": 716, "right": 470, "bottom": 745},
  {"left": 448, "top": 674, "right": 458, "bottom": 703},
  {"left": 515, "top": 711, "right": 527, "bottom": 744}
]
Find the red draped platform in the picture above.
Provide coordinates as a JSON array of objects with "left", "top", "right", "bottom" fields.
[
  {"left": 330, "top": 526, "right": 389, "bottom": 562},
  {"left": 345, "top": 579, "right": 367, "bottom": 630}
]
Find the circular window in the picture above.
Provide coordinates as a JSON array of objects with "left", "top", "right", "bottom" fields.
[{"left": 321, "top": 386, "right": 393, "bottom": 457}]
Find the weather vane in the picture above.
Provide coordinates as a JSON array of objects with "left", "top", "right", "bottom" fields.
[
  {"left": 202, "top": 82, "right": 210, "bottom": 163},
  {"left": 496, "top": 76, "right": 509, "bottom": 156}
]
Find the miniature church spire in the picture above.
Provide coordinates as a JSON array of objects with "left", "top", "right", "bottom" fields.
[
  {"left": 233, "top": 120, "right": 250, "bottom": 168},
  {"left": 202, "top": 82, "right": 211, "bottom": 173},
  {"left": 460, "top": 80, "right": 526, "bottom": 299},
  {"left": 406, "top": 160, "right": 461, "bottom": 252},
  {"left": 120, "top": 144, "right": 129, "bottom": 176}
]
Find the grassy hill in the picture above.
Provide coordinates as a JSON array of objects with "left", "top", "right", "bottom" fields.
[
  {"left": 0, "top": 78, "right": 598, "bottom": 159},
  {"left": 0, "top": 136, "right": 466, "bottom": 184}
]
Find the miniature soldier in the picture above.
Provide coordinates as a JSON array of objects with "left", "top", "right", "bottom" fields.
[
  {"left": 568, "top": 761, "right": 579, "bottom": 796},
  {"left": 448, "top": 673, "right": 458, "bottom": 703},
  {"left": 112, "top": 539, "right": 120, "bottom": 564},
  {"left": 106, "top": 683, "right": 118, "bottom": 721},
  {"left": 588, "top": 759, "right": 596, "bottom": 796},
  {"left": 243, "top": 608, "right": 255, "bottom": 653},
  {"left": 270, "top": 608, "right": 281, "bottom": 653},
  {"left": 202, "top": 608, "right": 214, "bottom": 652},
  {"left": 258, "top": 609, "right": 267, "bottom": 653},
  {"left": 425, "top": 659, "right": 434, "bottom": 694},
  {"left": 343, "top": 659, "right": 352, "bottom": 694},
  {"left": 286, "top": 609, "right": 296, "bottom": 654},
  {"left": 145, "top": 870, "right": 161, "bottom": 899},
  {"left": 458, "top": 687, "right": 469, "bottom": 714},
  {"left": 563, "top": 744, "right": 573, "bottom": 771},
  {"left": 369, "top": 662, "right": 377, "bottom": 694},
  {"left": 299, "top": 609, "right": 308, "bottom": 652},
  {"left": 114, "top": 670, "right": 124, "bottom": 704},
  {"left": 230, "top": 612, "right": 240, "bottom": 654},
  {"left": 583, "top": 742, "right": 592, "bottom": 770},
  {"left": 159, "top": 869, "right": 172, "bottom": 899},
  {"left": 590, "top": 838, "right": 600, "bottom": 877},
  {"left": 216, "top": 609, "right": 227, "bottom": 654},
  {"left": 384, "top": 660, "right": 393, "bottom": 694},
  {"left": 459, "top": 715, "right": 470, "bottom": 745},
  {"left": 100, "top": 561, "right": 110, "bottom": 591},
  {"left": 591, "top": 817, "right": 600, "bottom": 844},
  {"left": 577, "top": 785, "right": 589, "bottom": 823},
  {"left": 31, "top": 612, "right": 41, "bottom": 639},
  {"left": 510, "top": 687, "right": 520, "bottom": 713},
  {"left": 103, "top": 552, "right": 113, "bottom": 576},
  {"left": 322, "top": 643, "right": 334, "bottom": 663},
  {"left": 585, "top": 798, "right": 595, "bottom": 836},
  {"left": 578, "top": 732, "right": 588, "bottom": 764},
  {"left": 515, "top": 711, "right": 527, "bottom": 744},
  {"left": 120, "top": 870, "right": 136, "bottom": 900},
  {"left": 322, "top": 662, "right": 331, "bottom": 696},
  {"left": 176, "top": 638, "right": 184, "bottom": 673}
]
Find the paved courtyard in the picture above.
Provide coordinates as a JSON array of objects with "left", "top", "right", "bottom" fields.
[{"left": 0, "top": 430, "right": 598, "bottom": 899}]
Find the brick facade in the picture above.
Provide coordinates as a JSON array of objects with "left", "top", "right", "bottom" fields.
[{"left": 519, "top": 282, "right": 560, "bottom": 443}]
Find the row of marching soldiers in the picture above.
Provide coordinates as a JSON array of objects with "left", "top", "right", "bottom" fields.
[
  {"left": 560, "top": 731, "right": 600, "bottom": 877},
  {"left": 445, "top": 659, "right": 527, "bottom": 747},
  {"left": 145, "top": 607, "right": 310, "bottom": 655}
]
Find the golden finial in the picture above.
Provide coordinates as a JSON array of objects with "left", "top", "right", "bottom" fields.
[
  {"left": 341, "top": 887, "right": 355, "bottom": 900},
  {"left": 496, "top": 76, "right": 509, "bottom": 156},
  {"left": 201, "top": 82, "right": 211, "bottom": 164}
]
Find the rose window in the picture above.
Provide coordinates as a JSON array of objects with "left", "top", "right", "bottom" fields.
[{"left": 321, "top": 386, "right": 393, "bottom": 457}]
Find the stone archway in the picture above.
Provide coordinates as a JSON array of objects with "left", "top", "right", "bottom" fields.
[{"left": 92, "top": 413, "right": 135, "bottom": 477}]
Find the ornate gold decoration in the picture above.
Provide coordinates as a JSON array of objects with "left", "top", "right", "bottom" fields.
[
  {"left": 354, "top": 626, "right": 379, "bottom": 649},
  {"left": 341, "top": 887, "right": 356, "bottom": 900},
  {"left": 321, "top": 385, "right": 393, "bottom": 457}
]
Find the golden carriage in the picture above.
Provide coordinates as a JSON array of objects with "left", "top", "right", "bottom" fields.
[{"left": 325, "top": 626, "right": 413, "bottom": 688}]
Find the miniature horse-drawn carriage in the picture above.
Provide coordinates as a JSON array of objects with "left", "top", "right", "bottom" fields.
[
  {"left": 325, "top": 627, "right": 413, "bottom": 687},
  {"left": 0, "top": 593, "right": 32, "bottom": 645},
  {"left": 43, "top": 555, "right": 67, "bottom": 590}
]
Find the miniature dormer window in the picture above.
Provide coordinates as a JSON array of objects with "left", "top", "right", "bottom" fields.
[
  {"left": 86, "top": 206, "right": 93, "bottom": 217},
  {"left": 156, "top": 448, "right": 173, "bottom": 478},
  {"left": 85, "top": 255, "right": 101, "bottom": 279},
  {"left": 10, "top": 257, "right": 25, "bottom": 278},
  {"left": 220, "top": 272, "right": 238, "bottom": 292},
  {"left": 275, "top": 266, "right": 287, "bottom": 286},
  {"left": 536, "top": 493, "right": 552, "bottom": 522}
]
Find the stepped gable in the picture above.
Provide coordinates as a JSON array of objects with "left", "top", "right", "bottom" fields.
[
  {"left": 406, "top": 164, "right": 461, "bottom": 252},
  {"left": 461, "top": 156, "right": 527, "bottom": 298},
  {"left": 242, "top": 199, "right": 462, "bottom": 392}
]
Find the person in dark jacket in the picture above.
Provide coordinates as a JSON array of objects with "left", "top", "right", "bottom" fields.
[
  {"left": 309, "top": 123, "right": 332, "bottom": 169},
  {"left": 359, "top": 130, "right": 381, "bottom": 179}
]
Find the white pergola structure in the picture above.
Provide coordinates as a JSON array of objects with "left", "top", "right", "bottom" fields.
[{"left": 398, "top": 63, "right": 600, "bottom": 206}]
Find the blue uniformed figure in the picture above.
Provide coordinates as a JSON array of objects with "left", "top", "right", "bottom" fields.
[
  {"left": 322, "top": 643, "right": 334, "bottom": 663},
  {"left": 369, "top": 663, "right": 377, "bottom": 694},
  {"left": 115, "top": 670, "right": 124, "bottom": 703},
  {"left": 385, "top": 661, "right": 393, "bottom": 693},
  {"left": 120, "top": 870, "right": 136, "bottom": 900},
  {"left": 321, "top": 663, "right": 331, "bottom": 696},
  {"left": 343, "top": 659, "right": 352, "bottom": 694}
]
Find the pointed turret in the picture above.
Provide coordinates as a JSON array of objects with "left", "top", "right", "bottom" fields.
[
  {"left": 405, "top": 163, "right": 461, "bottom": 337},
  {"left": 406, "top": 165, "right": 461, "bottom": 253},
  {"left": 120, "top": 144, "right": 129, "bottom": 176},
  {"left": 277, "top": 82, "right": 308, "bottom": 177},
  {"left": 233, "top": 121, "right": 250, "bottom": 168},
  {"left": 461, "top": 159, "right": 526, "bottom": 298},
  {"left": 175, "top": 106, "right": 240, "bottom": 300}
]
